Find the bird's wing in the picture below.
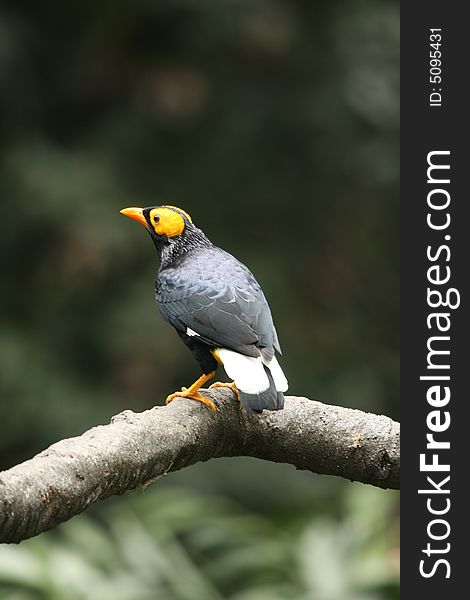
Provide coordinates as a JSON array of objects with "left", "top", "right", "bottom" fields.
[{"left": 156, "top": 250, "right": 278, "bottom": 356}]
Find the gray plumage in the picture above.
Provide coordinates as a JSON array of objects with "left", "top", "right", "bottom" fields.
[{"left": 157, "top": 245, "right": 281, "bottom": 361}]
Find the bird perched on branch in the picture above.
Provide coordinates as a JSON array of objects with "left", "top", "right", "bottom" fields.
[{"left": 120, "top": 205, "right": 288, "bottom": 413}]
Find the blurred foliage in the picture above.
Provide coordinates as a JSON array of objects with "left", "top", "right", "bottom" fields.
[
  {"left": 0, "top": 0, "right": 399, "bottom": 597},
  {"left": 0, "top": 485, "right": 399, "bottom": 600}
]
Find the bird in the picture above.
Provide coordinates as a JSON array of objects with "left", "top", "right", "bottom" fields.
[{"left": 120, "top": 205, "right": 288, "bottom": 413}]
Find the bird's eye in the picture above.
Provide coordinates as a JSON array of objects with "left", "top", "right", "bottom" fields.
[{"left": 153, "top": 216, "right": 160, "bottom": 224}]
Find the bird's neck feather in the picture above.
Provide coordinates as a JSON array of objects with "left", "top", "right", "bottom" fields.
[{"left": 156, "top": 226, "right": 212, "bottom": 269}]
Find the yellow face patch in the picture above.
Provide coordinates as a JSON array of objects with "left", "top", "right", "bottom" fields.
[
  {"left": 148, "top": 206, "right": 192, "bottom": 238},
  {"left": 162, "top": 205, "right": 192, "bottom": 223}
]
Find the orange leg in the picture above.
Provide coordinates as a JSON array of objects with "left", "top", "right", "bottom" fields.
[
  {"left": 165, "top": 371, "right": 217, "bottom": 414},
  {"left": 209, "top": 381, "right": 240, "bottom": 401}
]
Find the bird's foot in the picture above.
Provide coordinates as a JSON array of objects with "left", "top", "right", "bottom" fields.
[
  {"left": 165, "top": 388, "right": 217, "bottom": 414},
  {"left": 209, "top": 381, "right": 240, "bottom": 401}
]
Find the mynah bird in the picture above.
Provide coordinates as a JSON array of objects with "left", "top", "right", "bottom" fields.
[{"left": 120, "top": 205, "right": 288, "bottom": 413}]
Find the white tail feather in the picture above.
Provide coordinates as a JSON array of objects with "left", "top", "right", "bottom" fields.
[
  {"left": 261, "top": 355, "right": 288, "bottom": 392},
  {"left": 216, "top": 348, "right": 269, "bottom": 394},
  {"left": 216, "top": 348, "right": 288, "bottom": 394}
]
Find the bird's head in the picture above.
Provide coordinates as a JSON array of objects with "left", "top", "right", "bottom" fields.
[
  {"left": 120, "top": 205, "right": 209, "bottom": 262},
  {"left": 120, "top": 204, "right": 192, "bottom": 237}
]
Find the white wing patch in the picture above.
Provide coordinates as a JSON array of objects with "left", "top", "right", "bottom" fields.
[{"left": 186, "top": 327, "right": 200, "bottom": 337}]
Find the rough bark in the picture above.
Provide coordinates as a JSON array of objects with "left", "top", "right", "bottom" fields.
[{"left": 0, "top": 390, "right": 399, "bottom": 544}]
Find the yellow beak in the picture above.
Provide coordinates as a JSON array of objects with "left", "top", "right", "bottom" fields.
[{"left": 120, "top": 207, "right": 149, "bottom": 230}]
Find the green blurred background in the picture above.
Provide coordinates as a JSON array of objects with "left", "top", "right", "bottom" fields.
[{"left": 0, "top": 0, "right": 399, "bottom": 598}]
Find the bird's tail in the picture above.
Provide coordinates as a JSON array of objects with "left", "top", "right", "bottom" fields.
[{"left": 216, "top": 348, "right": 288, "bottom": 412}]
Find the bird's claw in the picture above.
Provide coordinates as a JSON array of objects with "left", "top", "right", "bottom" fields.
[
  {"left": 209, "top": 381, "right": 240, "bottom": 401},
  {"left": 165, "top": 389, "right": 217, "bottom": 414}
]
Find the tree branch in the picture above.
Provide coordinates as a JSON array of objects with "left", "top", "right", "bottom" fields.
[{"left": 0, "top": 390, "right": 399, "bottom": 544}]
